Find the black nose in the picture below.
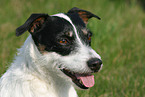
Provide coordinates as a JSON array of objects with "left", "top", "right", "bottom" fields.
[{"left": 87, "top": 58, "right": 102, "bottom": 72}]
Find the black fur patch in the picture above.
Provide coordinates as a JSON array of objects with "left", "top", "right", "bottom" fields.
[
  {"left": 16, "top": 8, "right": 101, "bottom": 56},
  {"left": 32, "top": 16, "right": 76, "bottom": 56}
]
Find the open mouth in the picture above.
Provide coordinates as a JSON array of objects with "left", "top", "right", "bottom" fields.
[{"left": 61, "top": 68, "right": 95, "bottom": 89}]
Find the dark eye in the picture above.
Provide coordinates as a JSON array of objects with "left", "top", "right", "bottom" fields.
[
  {"left": 87, "top": 32, "right": 92, "bottom": 41},
  {"left": 88, "top": 36, "right": 91, "bottom": 41},
  {"left": 58, "top": 38, "right": 69, "bottom": 45}
]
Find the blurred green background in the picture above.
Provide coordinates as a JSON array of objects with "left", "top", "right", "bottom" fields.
[{"left": 0, "top": 0, "right": 145, "bottom": 97}]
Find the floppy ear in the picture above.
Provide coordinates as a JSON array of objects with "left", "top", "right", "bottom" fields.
[
  {"left": 16, "top": 14, "right": 48, "bottom": 36},
  {"left": 67, "top": 7, "right": 101, "bottom": 24}
]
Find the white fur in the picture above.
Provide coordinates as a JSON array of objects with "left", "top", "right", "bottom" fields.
[
  {"left": 0, "top": 35, "right": 77, "bottom": 97},
  {"left": 0, "top": 13, "right": 102, "bottom": 97}
]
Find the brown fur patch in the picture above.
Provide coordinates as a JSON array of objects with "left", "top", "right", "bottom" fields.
[
  {"left": 38, "top": 43, "right": 47, "bottom": 54},
  {"left": 82, "top": 29, "right": 88, "bottom": 35},
  {"left": 30, "top": 17, "right": 45, "bottom": 33},
  {"left": 78, "top": 12, "right": 89, "bottom": 24},
  {"left": 66, "top": 31, "right": 73, "bottom": 37}
]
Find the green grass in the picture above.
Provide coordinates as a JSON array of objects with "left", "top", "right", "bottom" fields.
[{"left": 0, "top": 0, "right": 145, "bottom": 97}]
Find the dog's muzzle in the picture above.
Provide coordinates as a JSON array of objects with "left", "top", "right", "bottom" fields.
[
  {"left": 87, "top": 58, "right": 102, "bottom": 72},
  {"left": 60, "top": 58, "right": 102, "bottom": 89}
]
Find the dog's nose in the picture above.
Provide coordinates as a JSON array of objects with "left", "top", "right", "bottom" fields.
[{"left": 87, "top": 58, "right": 102, "bottom": 72}]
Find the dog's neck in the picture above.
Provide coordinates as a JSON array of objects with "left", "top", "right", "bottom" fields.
[{"left": 1, "top": 35, "right": 77, "bottom": 97}]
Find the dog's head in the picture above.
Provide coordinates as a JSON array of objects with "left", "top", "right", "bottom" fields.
[{"left": 16, "top": 7, "right": 103, "bottom": 89}]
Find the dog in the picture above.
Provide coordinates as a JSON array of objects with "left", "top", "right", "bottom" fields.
[{"left": 0, "top": 7, "right": 103, "bottom": 97}]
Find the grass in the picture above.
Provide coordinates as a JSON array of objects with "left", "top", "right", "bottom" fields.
[{"left": 0, "top": 0, "right": 145, "bottom": 97}]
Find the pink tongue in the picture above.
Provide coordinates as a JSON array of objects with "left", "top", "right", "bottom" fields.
[{"left": 76, "top": 74, "right": 95, "bottom": 87}]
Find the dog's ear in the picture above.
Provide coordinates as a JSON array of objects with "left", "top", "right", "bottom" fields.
[
  {"left": 67, "top": 7, "right": 101, "bottom": 24},
  {"left": 16, "top": 14, "right": 49, "bottom": 36}
]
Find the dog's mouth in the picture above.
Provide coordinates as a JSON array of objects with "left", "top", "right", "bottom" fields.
[{"left": 61, "top": 69, "right": 95, "bottom": 89}]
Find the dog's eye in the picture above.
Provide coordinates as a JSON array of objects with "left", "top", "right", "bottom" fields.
[
  {"left": 87, "top": 33, "right": 92, "bottom": 41},
  {"left": 59, "top": 38, "right": 68, "bottom": 45},
  {"left": 88, "top": 36, "right": 91, "bottom": 41},
  {"left": 87, "top": 32, "right": 92, "bottom": 46}
]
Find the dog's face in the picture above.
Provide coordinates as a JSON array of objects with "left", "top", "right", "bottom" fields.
[{"left": 16, "top": 7, "right": 103, "bottom": 89}]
